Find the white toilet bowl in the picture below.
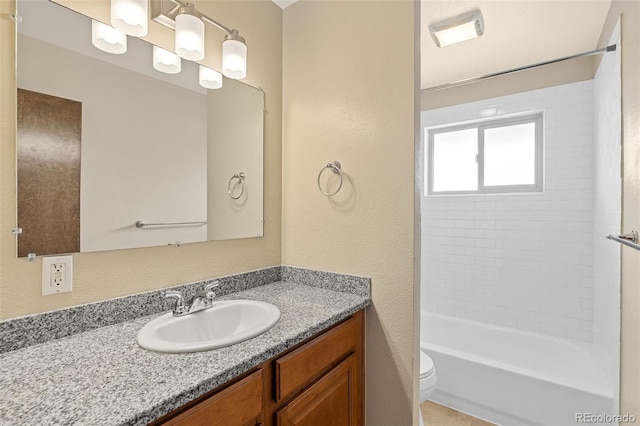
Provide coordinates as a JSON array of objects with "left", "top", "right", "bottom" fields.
[{"left": 419, "top": 350, "right": 437, "bottom": 426}]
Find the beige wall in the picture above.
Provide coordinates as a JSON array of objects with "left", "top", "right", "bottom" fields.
[
  {"left": 0, "top": 0, "right": 283, "bottom": 319},
  {"left": 421, "top": 56, "right": 595, "bottom": 110},
  {"left": 598, "top": 0, "right": 640, "bottom": 418},
  {"left": 207, "top": 81, "right": 265, "bottom": 241},
  {"left": 282, "top": 1, "right": 417, "bottom": 424}
]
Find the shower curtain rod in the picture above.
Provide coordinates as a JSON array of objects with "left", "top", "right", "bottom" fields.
[{"left": 421, "top": 44, "right": 617, "bottom": 92}]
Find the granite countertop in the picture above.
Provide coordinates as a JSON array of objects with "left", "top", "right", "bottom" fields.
[{"left": 0, "top": 281, "right": 370, "bottom": 426}]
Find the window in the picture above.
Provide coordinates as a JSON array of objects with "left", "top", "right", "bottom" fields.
[{"left": 427, "top": 114, "right": 543, "bottom": 195}]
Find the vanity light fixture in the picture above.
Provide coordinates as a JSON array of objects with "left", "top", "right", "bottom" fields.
[
  {"left": 111, "top": 0, "right": 148, "bottom": 37},
  {"left": 429, "top": 10, "right": 484, "bottom": 48},
  {"left": 222, "top": 30, "right": 247, "bottom": 79},
  {"left": 151, "top": 0, "right": 248, "bottom": 80},
  {"left": 91, "top": 20, "right": 127, "bottom": 54},
  {"left": 199, "top": 65, "right": 223, "bottom": 89},
  {"left": 153, "top": 46, "right": 182, "bottom": 74},
  {"left": 175, "top": 3, "right": 204, "bottom": 60}
]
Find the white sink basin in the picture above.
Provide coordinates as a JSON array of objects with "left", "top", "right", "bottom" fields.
[{"left": 137, "top": 300, "right": 281, "bottom": 353}]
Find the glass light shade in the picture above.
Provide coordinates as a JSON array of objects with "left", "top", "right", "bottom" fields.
[
  {"left": 429, "top": 10, "right": 484, "bottom": 48},
  {"left": 111, "top": 0, "right": 148, "bottom": 37},
  {"left": 91, "top": 20, "right": 127, "bottom": 54},
  {"left": 153, "top": 46, "right": 181, "bottom": 74},
  {"left": 175, "top": 14, "right": 205, "bottom": 61},
  {"left": 432, "top": 21, "right": 480, "bottom": 47},
  {"left": 199, "top": 66, "right": 223, "bottom": 89},
  {"left": 222, "top": 38, "right": 247, "bottom": 79}
]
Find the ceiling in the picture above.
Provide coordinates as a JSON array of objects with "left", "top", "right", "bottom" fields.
[
  {"left": 272, "top": 0, "right": 298, "bottom": 9},
  {"left": 421, "top": 0, "right": 612, "bottom": 90},
  {"left": 272, "top": 1, "right": 612, "bottom": 90}
]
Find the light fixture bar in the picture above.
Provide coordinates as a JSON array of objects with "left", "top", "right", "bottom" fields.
[
  {"left": 200, "top": 15, "right": 232, "bottom": 35},
  {"left": 151, "top": 0, "right": 232, "bottom": 34},
  {"left": 151, "top": 0, "right": 248, "bottom": 80}
]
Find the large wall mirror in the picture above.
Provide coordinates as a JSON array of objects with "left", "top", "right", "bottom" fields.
[{"left": 15, "top": 0, "right": 264, "bottom": 258}]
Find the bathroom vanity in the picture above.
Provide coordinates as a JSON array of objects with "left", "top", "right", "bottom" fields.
[
  {"left": 0, "top": 274, "right": 370, "bottom": 425},
  {"left": 153, "top": 311, "right": 364, "bottom": 425}
]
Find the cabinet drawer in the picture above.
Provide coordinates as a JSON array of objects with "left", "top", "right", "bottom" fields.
[
  {"left": 276, "top": 354, "right": 358, "bottom": 426},
  {"left": 162, "top": 370, "right": 263, "bottom": 426},
  {"left": 275, "top": 316, "right": 357, "bottom": 402}
]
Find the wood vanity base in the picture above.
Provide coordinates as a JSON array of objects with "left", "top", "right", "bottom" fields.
[{"left": 152, "top": 310, "right": 365, "bottom": 426}]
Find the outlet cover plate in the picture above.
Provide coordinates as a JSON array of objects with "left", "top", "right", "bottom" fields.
[{"left": 42, "top": 255, "right": 73, "bottom": 295}]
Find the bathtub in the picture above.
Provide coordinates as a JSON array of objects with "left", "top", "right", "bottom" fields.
[{"left": 421, "top": 311, "right": 616, "bottom": 426}]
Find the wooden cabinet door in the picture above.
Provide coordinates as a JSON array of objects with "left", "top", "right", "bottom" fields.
[
  {"left": 276, "top": 355, "right": 359, "bottom": 426},
  {"left": 275, "top": 316, "right": 357, "bottom": 403},
  {"left": 162, "top": 370, "right": 263, "bottom": 426}
]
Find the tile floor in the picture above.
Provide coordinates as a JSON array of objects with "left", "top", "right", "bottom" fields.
[{"left": 421, "top": 401, "right": 496, "bottom": 426}]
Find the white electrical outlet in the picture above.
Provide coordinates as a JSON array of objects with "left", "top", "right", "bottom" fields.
[{"left": 42, "top": 256, "right": 73, "bottom": 295}]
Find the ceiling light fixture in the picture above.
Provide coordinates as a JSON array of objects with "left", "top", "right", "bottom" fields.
[
  {"left": 151, "top": 0, "right": 248, "bottom": 80},
  {"left": 91, "top": 20, "right": 127, "bottom": 54},
  {"left": 111, "top": 0, "right": 148, "bottom": 37},
  {"left": 429, "top": 10, "right": 484, "bottom": 48}
]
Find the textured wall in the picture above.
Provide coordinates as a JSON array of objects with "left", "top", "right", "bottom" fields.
[
  {"left": 282, "top": 1, "right": 417, "bottom": 424},
  {"left": 598, "top": 0, "right": 640, "bottom": 418},
  {"left": 422, "top": 81, "right": 596, "bottom": 343},
  {"left": 0, "top": 0, "right": 283, "bottom": 319},
  {"left": 593, "top": 21, "right": 622, "bottom": 408}
]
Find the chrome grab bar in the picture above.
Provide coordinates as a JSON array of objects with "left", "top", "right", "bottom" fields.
[{"left": 605, "top": 231, "right": 640, "bottom": 251}]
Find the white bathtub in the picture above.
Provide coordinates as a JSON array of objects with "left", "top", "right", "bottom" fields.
[{"left": 421, "top": 311, "right": 616, "bottom": 426}]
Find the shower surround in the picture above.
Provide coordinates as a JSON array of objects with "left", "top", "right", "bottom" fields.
[{"left": 422, "top": 80, "right": 596, "bottom": 343}]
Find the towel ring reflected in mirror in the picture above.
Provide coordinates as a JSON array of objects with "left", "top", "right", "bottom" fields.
[
  {"left": 317, "top": 161, "right": 343, "bottom": 197},
  {"left": 228, "top": 172, "right": 246, "bottom": 200}
]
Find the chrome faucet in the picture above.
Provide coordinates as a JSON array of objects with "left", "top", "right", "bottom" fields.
[{"left": 163, "top": 281, "right": 220, "bottom": 317}]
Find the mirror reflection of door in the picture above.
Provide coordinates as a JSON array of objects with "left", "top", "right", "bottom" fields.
[{"left": 17, "top": 88, "right": 81, "bottom": 257}]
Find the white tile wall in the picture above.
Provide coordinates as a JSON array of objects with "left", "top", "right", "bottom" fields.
[
  {"left": 593, "top": 23, "right": 621, "bottom": 404},
  {"left": 421, "top": 81, "right": 596, "bottom": 342}
]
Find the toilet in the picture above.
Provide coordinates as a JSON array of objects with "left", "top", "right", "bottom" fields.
[{"left": 419, "top": 350, "right": 437, "bottom": 426}]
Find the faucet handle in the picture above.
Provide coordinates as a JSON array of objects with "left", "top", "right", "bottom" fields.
[
  {"left": 164, "top": 290, "right": 187, "bottom": 316},
  {"left": 205, "top": 281, "right": 220, "bottom": 301}
]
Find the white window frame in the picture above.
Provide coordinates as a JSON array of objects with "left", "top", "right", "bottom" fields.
[{"left": 426, "top": 113, "right": 544, "bottom": 195}]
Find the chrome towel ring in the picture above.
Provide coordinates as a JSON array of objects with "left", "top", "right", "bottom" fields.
[
  {"left": 317, "top": 161, "right": 343, "bottom": 197},
  {"left": 228, "top": 172, "right": 246, "bottom": 200}
]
